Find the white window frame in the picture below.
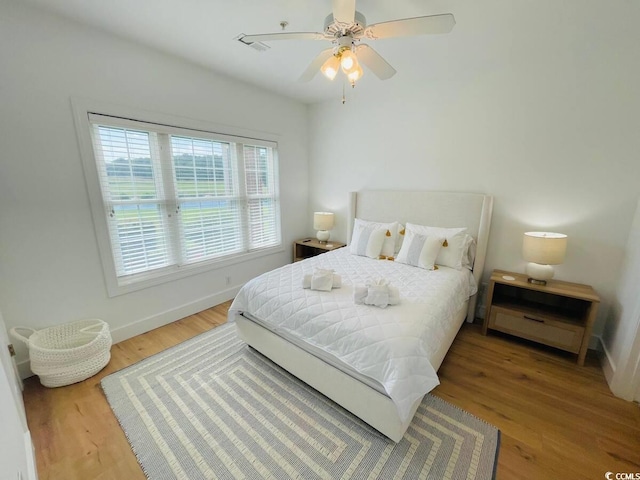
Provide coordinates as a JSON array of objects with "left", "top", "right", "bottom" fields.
[{"left": 72, "top": 98, "right": 283, "bottom": 297}]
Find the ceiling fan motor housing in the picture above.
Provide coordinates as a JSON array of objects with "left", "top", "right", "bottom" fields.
[{"left": 324, "top": 11, "right": 367, "bottom": 38}]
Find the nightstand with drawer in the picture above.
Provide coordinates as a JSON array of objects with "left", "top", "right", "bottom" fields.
[
  {"left": 482, "top": 269, "right": 600, "bottom": 365},
  {"left": 293, "top": 238, "right": 346, "bottom": 262}
]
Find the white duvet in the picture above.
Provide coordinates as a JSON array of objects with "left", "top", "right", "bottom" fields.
[{"left": 228, "top": 248, "right": 476, "bottom": 421}]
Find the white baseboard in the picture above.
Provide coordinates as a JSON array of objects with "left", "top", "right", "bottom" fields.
[
  {"left": 600, "top": 333, "right": 640, "bottom": 401},
  {"left": 589, "top": 334, "right": 603, "bottom": 351},
  {"left": 600, "top": 336, "right": 617, "bottom": 387},
  {"left": 17, "top": 358, "right": 32, "bottom": 380},
  {"left": 16, "top": 285, "right": 241, "bottom": 380},
  {"left": 109, "top": 285, "right": 241, "bottom": 344}
]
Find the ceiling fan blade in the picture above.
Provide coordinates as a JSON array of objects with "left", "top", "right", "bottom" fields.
[
  {"left": 365, "top": 14, "right": 455, "bottom": 39},
  {"left": 241, "top": 32, "right": 325, "bottom": 43},
  {"left": 356, "top": 44, "right": 396, "bottom": 80},
  {"left": 332, "top": 0, "right": 356, "bottom": 24},
  {"left": 298, "top": 48, "right": 335, "bottom": 82}
]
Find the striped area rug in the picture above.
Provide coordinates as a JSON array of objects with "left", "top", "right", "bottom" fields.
[{"left": 102, "top": 323, "right": 500, "bottom": 479}]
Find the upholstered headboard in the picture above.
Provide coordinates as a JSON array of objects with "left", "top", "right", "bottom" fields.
[{"left": 347, "top": 190, "right": 494, "bottom": 321}]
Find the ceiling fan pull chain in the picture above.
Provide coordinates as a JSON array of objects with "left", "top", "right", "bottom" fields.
[{"left": 342, "top": 82, "right": 346, "bottom": 104}]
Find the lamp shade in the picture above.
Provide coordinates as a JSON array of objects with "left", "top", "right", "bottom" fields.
[
  {"left": 523, "top": 232, "right": 567, "bottom": 265},
  {"left": 313, "top": 212, "right": 334, "bottom": 231}
]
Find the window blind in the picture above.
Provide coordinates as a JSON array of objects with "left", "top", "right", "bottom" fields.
[
  {"left": 88, "top": 113, "right": 280, "bottom": 283},
  {"left": 243, "top": 145, "right": 280, "bottom": 250},
  {"left": 170, "top": 135, "right": 244, "bottom": 263}
]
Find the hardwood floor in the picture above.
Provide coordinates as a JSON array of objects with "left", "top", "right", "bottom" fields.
[
  {"left": 23, "top": 303, "right": 640, "bottom": 480},
  {"left": 436, "top": 328, "right": 640, "bottom": 479}
]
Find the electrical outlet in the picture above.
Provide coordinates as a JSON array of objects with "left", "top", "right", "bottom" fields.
[{"left": 225, "top": 276, "right": 231, "bottom": 286}]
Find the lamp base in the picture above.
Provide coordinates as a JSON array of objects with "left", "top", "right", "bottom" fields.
[
  {"left": 525, "top": 262, "right": 554, "bottom": 286},
  {"left": 316, "top": 230, "right": 330, "bottom": 243}
]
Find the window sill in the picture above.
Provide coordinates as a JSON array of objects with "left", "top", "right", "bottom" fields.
[{"left": 106, "top": 244, "right": 284, "bottom": 297}]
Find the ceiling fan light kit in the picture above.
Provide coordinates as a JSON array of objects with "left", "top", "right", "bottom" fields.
[
  {"left": 347, "top": 64, "right": 364, "bottom": 84},
  {"left": 339, "top": 49, "right": 357, "bottom": 73},
  {"left": 320, "top": 49, "right": 363, "bottom": 86},
  {"left": 320, "top": 55, "right": 340, "bottom": 80},
  {"left": 241, "top": 0, "right": 455, "bottom": 93}
]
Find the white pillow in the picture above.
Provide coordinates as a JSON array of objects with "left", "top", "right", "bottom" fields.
[
  {"left": 350, "top": 222, "right": 387, "bottom": 259},
  {"left": 461, "top": 235, "right": 476, "bottom": 270},
  {"left": 405, "top": 223, "right": 468, "bottom": 270},
  {"left": 396, "top": 231, "right": 443, "bottom": 270},
  {"left": 395, "top": 224, "right": 406, "bottom": 254},
  {"left": 351, "top": 219, "right": 398, "bottom": 258}
]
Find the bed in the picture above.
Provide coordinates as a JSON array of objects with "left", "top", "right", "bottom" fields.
[{"left": 229, "top": 190, "right": 493, "bottom": 442}]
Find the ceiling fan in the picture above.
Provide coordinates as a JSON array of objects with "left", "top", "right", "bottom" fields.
[{"left": 241, "top": 0, "right": 455, "bottom": 86}]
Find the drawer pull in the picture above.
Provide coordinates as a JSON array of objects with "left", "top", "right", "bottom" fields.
[{"left": 523, "top": 315, "right": 544, "bottom": 323}]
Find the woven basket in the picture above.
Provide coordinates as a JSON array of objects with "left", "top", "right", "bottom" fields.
[{"left": 10, "top": 319, "right": 112, "bottom": 388}]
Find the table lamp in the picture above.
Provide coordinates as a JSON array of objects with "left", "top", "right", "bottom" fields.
[
  {"left": 314, "top": 212, "right": 334, "bottom": 243},
  {"left": 523, "top": 232, "right": 567, "bottom": 285}
]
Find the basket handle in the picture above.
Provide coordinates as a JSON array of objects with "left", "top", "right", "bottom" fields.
[
  {"left": 79, "top": 322, "right": 105, "bottom": 335},
  {"left": 9, "top": 327, "right": 36, "bottom": 345}
]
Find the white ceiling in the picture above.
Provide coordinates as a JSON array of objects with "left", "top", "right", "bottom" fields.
[{"left": 21, "top": 0, "right": 470, "bottom": 103}]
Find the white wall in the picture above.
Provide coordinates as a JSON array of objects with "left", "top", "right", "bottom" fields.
[
  {"left": 308, "top": 0, "right": 640, "bottom": 339},
  {"left": 0, "top": 2, "right": 309, "bottom": 372}
]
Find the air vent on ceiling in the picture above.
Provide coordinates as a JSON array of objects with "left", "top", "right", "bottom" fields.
[{"left": 235, "top": 34, "right": 270, "bottom": 52}]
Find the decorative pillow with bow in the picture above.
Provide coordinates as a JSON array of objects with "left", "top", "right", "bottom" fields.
[
  {"left": 405, "top": 223, "right": 469, "bottom": 270},
  {"left": 350, "top": 219, "right": 399, "bottom": 258}
]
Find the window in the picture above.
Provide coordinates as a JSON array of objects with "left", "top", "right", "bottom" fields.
[{"left": 86, "top": 113, "right": 281, "bottom": 292}]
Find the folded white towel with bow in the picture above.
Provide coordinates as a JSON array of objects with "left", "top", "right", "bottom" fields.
[
  {"left": 388, "top": 286, "right": 400, "bottom": 305},
  {"left": 365, "top": 284, "right": 389, "bottom": 308},
  {"left": 353, "top": 279, "right": 400, "bottom": 308},
  {"left": 353, "top": 285, "right": 368, "bottom": 304},
  {"left": 302, "top": 268, "right": 342, "bottom": 291},
  {"left": 311, "top": 269, "right": 333, "bottom": 291}
]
